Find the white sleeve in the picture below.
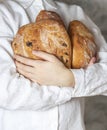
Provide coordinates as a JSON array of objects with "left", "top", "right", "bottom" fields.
[
  {"left": 68, "top": 5, "right": 107, "bottom": 97},
  {"left": 0, "top": 1, "right": 74, "bottom": 111}
]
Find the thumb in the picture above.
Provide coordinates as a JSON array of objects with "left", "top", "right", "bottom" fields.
[{"left": 32, "top": 51, "right": 57, "bottom": 62}]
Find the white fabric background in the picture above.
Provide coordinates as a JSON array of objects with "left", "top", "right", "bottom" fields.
[{"left": 57, "top": 0, "right": 107, "bottom": 130}]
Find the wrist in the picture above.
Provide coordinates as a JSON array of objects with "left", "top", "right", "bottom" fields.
[{"left": 61, "top": 68, "right": 75, "bottom": 87}]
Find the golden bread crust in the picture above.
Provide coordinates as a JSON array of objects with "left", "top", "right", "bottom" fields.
[
  {"left": 69, "top": 20, "right": 97, "bottom": 69},
  {"left": 12, "top": 19, "right": 72, "bottom": 68},
  {"left": 12, "top": 10, "right": 97, "bottom": 69},
  {"left": 36, "top": 10, "right": 65, "bottom": 26}
]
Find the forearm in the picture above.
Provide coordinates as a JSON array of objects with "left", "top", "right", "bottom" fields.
[{"left": 56, "top": 68, "right": 75, "bottom": 87}]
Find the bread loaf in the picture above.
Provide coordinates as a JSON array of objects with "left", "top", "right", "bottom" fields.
[
  {"left": 68, "top": 20, "right": 97, "bottom": 69},
  {"left": 12, "top": 10, "right": 97, "bottom": 69},
  {"left": 12, "top": 10, "right": 72, "bottom": 68},
  {"left": 36, "top": 10, "right": 65, "bottom": 26}
]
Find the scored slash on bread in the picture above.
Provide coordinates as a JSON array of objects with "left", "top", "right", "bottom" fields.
[{"left": 12, "top": 10, "right": 97, "bottom": 69}]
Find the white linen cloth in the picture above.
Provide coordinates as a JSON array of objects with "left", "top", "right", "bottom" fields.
[{"left": 0, "top": 0, "right": 107, "bottom": 130}]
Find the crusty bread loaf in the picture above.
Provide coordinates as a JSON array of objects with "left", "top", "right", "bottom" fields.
[
  {"left": 68, "top": 20, "right": 97, "bottom": 69},
  {"left": 36, "top": 10, "right": 65, "bottom": 26},
  {"left": 12, "top": 11, "right": 72, "bottom": 68},
  {"left": 12, "top": 10, "right": 97, "bottom": 69}
]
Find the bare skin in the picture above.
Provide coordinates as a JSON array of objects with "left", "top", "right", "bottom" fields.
[{"left": 14, "top": 51, "right": 96, "bottom": 87}]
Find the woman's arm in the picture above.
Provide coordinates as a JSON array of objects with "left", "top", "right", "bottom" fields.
[
  {"left": 14, "top": 51, "right": 75, "bottom": 87},
  {"left": 15, "top": 3, "right": 107, "bottom": 98},
  {"left": 0, "top": 1, "right": 75, "bottom": 111}
]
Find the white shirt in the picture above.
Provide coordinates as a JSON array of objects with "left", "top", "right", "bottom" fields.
[{"left": 0, "top": 0, "right": 107, "bottom": 130}]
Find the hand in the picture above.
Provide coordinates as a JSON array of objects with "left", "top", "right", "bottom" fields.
[
  {"left": 83, "top": 57, "right": 96, "bottom": 69},
  {"left": 88, "top": 57, "right": 96, "bottom": 66},
  {"left": 14, "top": 51, "right": 75, "bottom": 87}
]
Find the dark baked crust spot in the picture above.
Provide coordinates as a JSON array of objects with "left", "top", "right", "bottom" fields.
[
  {"left": 62, "top": 42, "right": 67, "bottom": 47},
  {"left": 26, "top": 42, "right": 33, "bottom": 47}
]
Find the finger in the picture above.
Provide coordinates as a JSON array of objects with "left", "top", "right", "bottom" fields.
[
  {"left": 14, "top": 55, "right": 36, "bottom": 67},
  {"left": 89, "top": 57, "right": 96, "bottom": 66},
  {"left": 32, "top": 51, "right": 58, "bottom": 62},
  {"left": 30, "top": 78, "right": 38, "bottom": 84},
  {"left": 17, "top": 67, "right": 35, "bottom": 80},
  {"left": 15, "top": 61, "right": 35, "bottom": 74}
]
